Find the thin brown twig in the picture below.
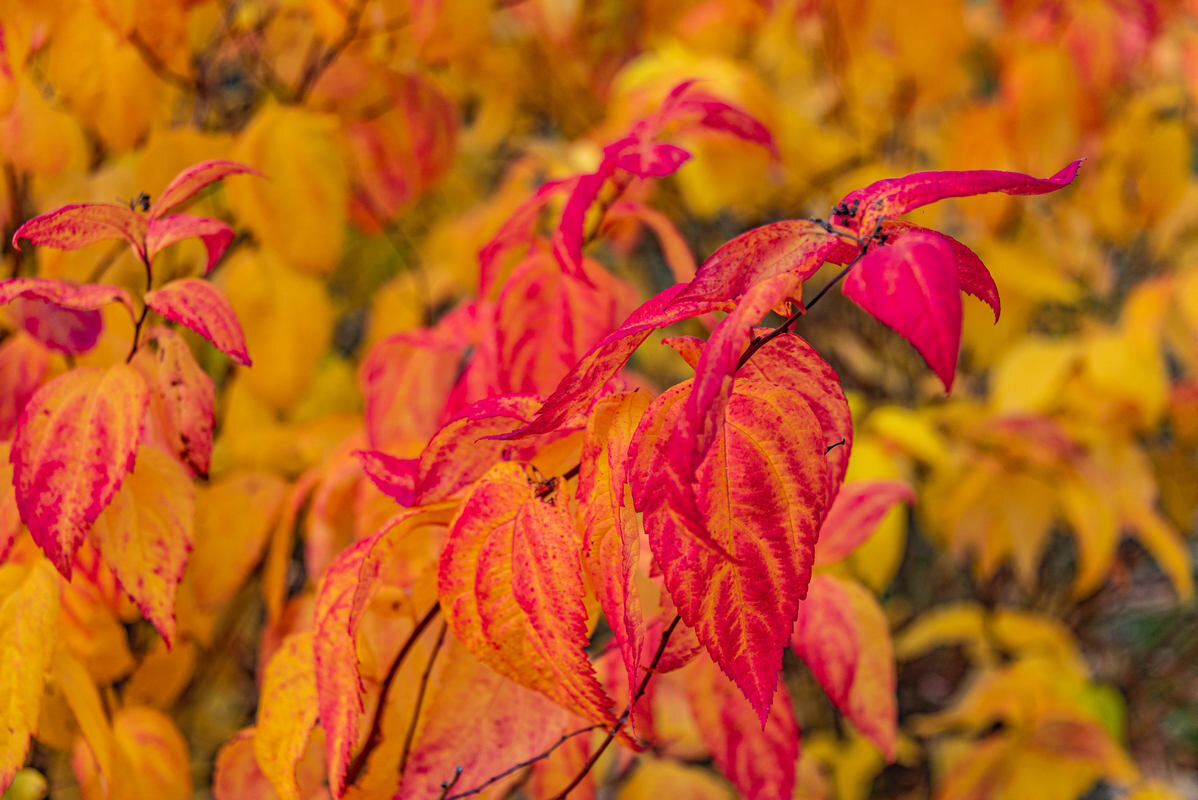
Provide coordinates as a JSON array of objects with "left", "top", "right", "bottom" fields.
[
  {"left": 126, "top": 251, "right": 155, "bottom": 362},
  {"left": 543, "top": 613, "right": 683, "bottom": 800},
  {"left": 127, "top": 31, "right": 197, "bottom": 92},
  {"left": 292, "top": 0, "right": 367, "bottom": 102},
  {"left": 398, "top": 621, "right": 449, "bottom": 775},
  {"left": 345, "top": 603, "right": 442, "bottom": 787},
  {"left": 442, "top": 724, "right": 604, "bottom": 800}
]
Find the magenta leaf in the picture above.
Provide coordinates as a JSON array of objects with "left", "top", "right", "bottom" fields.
[
  {"left": 815, "top": 480, "right": 916, "bottom": 566},
  {"left": 355, "top": 450, "right": 417, "bottom": 506},
  {"left": 146, "top": 215, "right": 236, "bottom": 275},
  {"left": 148, "top": 159, "right": 263, "bottom": 220},
  {"left": 842, "top": 231, "right": 963, "bottom": 391},
  {"left": 0, "top": 277, "right": 137, "bottom": 320},
  {"left": 11, "top": 203, "right": 147, "bottom": 259}
]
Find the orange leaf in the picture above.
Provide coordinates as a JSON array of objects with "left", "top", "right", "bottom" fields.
[
  {"left": 144, "top": 278, "right": 251, "bottom": 366},
  {"left": 254, "top": 631, "right": 318, "bottom": 800},
  {"left": 73, "top": 707, "right": 192, "bottom": 800},
  {"left": 89, "top": 446, "right": 195, "bottom": 647},
  {"left": 214, "top": 729, "right": 278, "bottom": 800},
  {"left": 0, "top": 333, "right": 51, "bottom": 439},
  {"left": 396, "top": 636, "right": 575, "bottom": 799},
  {"left": 685, "top": 655, "right": 799, "bottom": 800},
  {"left": 12, "top": 365, "right": 148, "bottom": 577},
  {"left": 438, "top": 462, "right": 616, "bottom": 728},
  {"left": 0, "top": 559, "right": 58, "bottom": 788},
  {"left": 578, "top": 391, "right": 650, "bottom": 727}
]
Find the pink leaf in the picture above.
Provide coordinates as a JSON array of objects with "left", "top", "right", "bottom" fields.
[
  {"left": 815, "top": 480, "right": 915, "bottom": 566},
  {"left": 0, "top": 277, "right": 136, "bottom": 320},
  {"left": 603, "top": 201, "right": 696, "bottom": 282},
  {"left": 354, "top": 449, "right": 417, "bottom": 506},
  {"left": 9, "top": 298, "right": 103, "bottom": 356},
  {"left": 885, "top": 222, "right": 1000, "bottom": 320},
  {"left": 146, "top": 215, "right": 236, "bottom": 275},
  {"left": 790, "top": 575, "right": 859, "bottom": 708},
  {"left": 551, "top": 166, "right": 613, "bottom": 282},
  {"left": 612, "top": 140, "right": 692, "bottom": 178},
  {"left": 144, "top": 278, "right": 251, "bottom": 366},
  {"left": 835, "top": 159, "right": 1083, "bottom": 238},
  {"left": 11, "top": 203, "right": 147, "bottom": 258},
  {"left": 842, "top": 231, "right": 962, "bottom": 391},
  {"left": 148, "top": 159, "right": 262, "bottom": 220}
]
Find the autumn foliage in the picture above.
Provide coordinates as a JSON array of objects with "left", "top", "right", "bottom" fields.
[{"left": 0, "top": 2, "right": 1195, "bottom": 800}]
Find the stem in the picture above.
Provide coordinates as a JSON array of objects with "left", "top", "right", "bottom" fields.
[
  {"left": 127, "top": 31, "right": 196, "bottom": 92},
  {"left": 442, "top": 724, "right": 604, "bottom": 800},
  {"left": 345, "top": 604, "right": 441, "bottom": 787},
  {"left": 398, "top": 621, "right": 449, "bottom": 776},
  {"left": 735, "top": 246, "right": 869, "bottom": 371},
  {"left": 543, "top": 614, "right": 682, "bottom": 800},
  {"left": 126, "top": 252, "right": 154, "bottom": 363}
]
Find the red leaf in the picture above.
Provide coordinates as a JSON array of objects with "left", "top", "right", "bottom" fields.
[
  {"left": 11, "top": 365, "right": 148, "bottom": 577},
  {"left": 673, "top": 92, "right": 779, "bottom": 155},
  {"left": 631, "top": 379, "right": 830, "bottom": 723},
  {"left": 0, "top": 276, "right": 136, "bottom": 320},
  {"left": 552, "top": 166, "right": 614, "bottom": 281},
  {"left": 136, "top": 327, "right": 215, "bottom": 478},
  {"left": 149, "top": 159, "right": 262, "bottom": 220},
  {"left": 674, "top": 220, "right": 840, "bottom": 307},
  {"left": 504, "top": 283, "right": 732, "bottom": 439},
  {"left": 795, "top": 575, "right": 896, "bottom": 759},
  {"left": 578, "top": 391, "right": 650, "bottom": 727},
  {"left": 835, "top": 159, "right": 1083, "bottom": 237},
  {"left": 814, "top": 480, "right": 915, "bottom": 566},
  {"left": 146, "top": 214, "right": 235, "bottom": 275},
  {"left": 611, "top": 139, "right": 692, "bottom": 178},
  {"left": 478, "top": 178, "right": 574, "bottom": 293},
  {"left": 9, "top": 298, "right": 103, "bottom": 356},
  {"left": 144, "top": 278, "right": 251, "bottom": 366},
  {"left": 603, "top": 201, "right": 696, "bottom": 282},
  {"left": 790, "top": 574, "right": 859, "bottom": 708},
  {"left": 10, "top": 203, "right": 147, "bottom": 258},
  {"left": 314, "top": 537, "right": 370, "bottom": 798},
  {"left": 842, "top": 230, "right": 962, "bottom": 391},
  {"left": 354, "top": 449, "right": 417, "bottom": 506},
  {"left": 885, "top": 221, "right": 1000, "bottom": 320},
  {"left": 359, "top": 328, "right": 463, "bottom": 450},
  {"left": 686, "top": 655, "right": 799, "bottom": 800},
  {"left": 437, "top": 462, "right": 617, "bottom": 727}
]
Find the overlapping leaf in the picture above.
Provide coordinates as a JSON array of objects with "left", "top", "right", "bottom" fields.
[
  {"left": 144, "top": 278, "right": 252, "bottom": 366},
  {"left": 135, "top": 326, "right": 215, "bottom": 478},
  {"left": 11, "top": 364, "right": 148, "bottom": 577},
  {"left": 0, "top": 560, "right": 58, "bottom": 788},
  {"left": 254, "top": 631, "right": 318, "bottom": 800}
]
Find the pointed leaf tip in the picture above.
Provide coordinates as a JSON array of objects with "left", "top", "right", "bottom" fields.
[{"left": 144, "top": 279, "right": 251, "bottom": 366}]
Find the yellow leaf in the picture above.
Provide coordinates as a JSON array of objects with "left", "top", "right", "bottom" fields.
[
  {"left": 254, "top": 631, "right": 318, "bottom": 800},
  {"left": 90, "top": 447, "right": 195, "bottom": 647},
  {"left": 0, "top": 75, "right": 89, "bottom": 176},
  {"left": 617, "top": 759, "right": 734, "bottom": 800},
  {"left": 53, "top": 647, "right": 116, "bottom": 784},
  {"left": 228, "top": 106, "right": 348, "bottom": 275},
  {"left": 990, "top": 337, "right": 1081, "bottom": 415},
  {"left": 73, "top": 707, "right": 192, "bottom": 800},
  {"left": 122, "top": 640, "right": 197, "bottom": 709},
  {"left": 0, "top": 560, "right": 58, "bottom": 788},
  {"left": 218, "top": 249, "right": 334, "bottom": 412}
]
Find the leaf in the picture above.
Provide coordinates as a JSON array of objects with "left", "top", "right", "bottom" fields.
[
  {"left": 144, "top": 278, "right": 251, "bottom": 366},
  {"left": 612, "top": 140, "right": 691, "bottom": 178},
  {"left": 437, "top": 462, "right": 617, "bottom": 727},
  {"left": 214, "top": 729, "right": 278, "bottom": 800},
  {"left": 0, "top": 560, "right": 58, "bottom": 789},
  {"left": 188, "top": 471, "right": 287, "bottom": 612},
  {"left": 55, "top": 646, "right": 117, "bottom": 781},
  {"left": 883, "top": 222, "right": 1000, "bottom": 321},
  {"left": 73, "top": 707, "right": 193, "bottom": 800},
  {"left": 0, "top": 332, "right": 50, "bottom": 439},
  {"left": 396, "top": 637, "right": 575, "bottom": 799},
  {"left": 355, "top": 449, "right": 417, "bottom": 506},
  {"left": 791, "top": 575, "right": 859, "bottom": 709},
  {"left": 578, "top": 391, "right": 651, "bottom": 727},
  {"left": 7, "top": 296, "right": 104, "bottom": 356},
  {"left": 10, "top": 202, "right": 146, "bottom": 259},
  {"left": 673, "top": 220, "right": 841, "bottom": 307},
  {"left": 506, "top": 283, "right": 732, "bottom": 438},
  {"left": 603, "top": 201, "right": 696, "bottom": 282},
  {"left": 254, "top": 631, "right": 318, "bottom": 800},
  {"left": 0, "top": 277, "right": 136, "bottom": 320},
  {"left": 834, "top": 159, "right": 1083, "bottom": 238},
  {"left": 814, "top": 481, "right": 915, "bottom": 565},
  {"left": 227, "top": 106, "right": 347, "bottom": 275},
  {"left": 413, "top": 395, "right": 545, "bottom": 504},
  {"left": 89, "top": 446, "right": 195, "bottom": 647},
  {"left": 631, "top": 379, "right": 830, "bottom": 723},
  {"left": 841, "top": 230, "right": 963, "bottom": 391},
  {"left": 685, "top": 655, "right": 799, "bottom": 800},
  {"left": 313, "top": 537, "right": 370, "bottom": 798},
  {"left": 149, "top": 159, "right": 262, "bottom": 220},
  {"left": 359, "top": 329, "right": 463, "bottom": 450},
  {"left": 136, "top": 327, "right": 215, "bottom": 478},
  {"left": 12, "top": 365, "right": 149, "bottom": 577},
  {"left": 145, "top": 214, "right": 235, "bottom": 275}
]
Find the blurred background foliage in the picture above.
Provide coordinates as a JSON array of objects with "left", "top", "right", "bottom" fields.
[{"left": 0, "top": 0, "right": 1196, "bottom": 798}]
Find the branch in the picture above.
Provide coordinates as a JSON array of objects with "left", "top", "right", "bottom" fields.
[
  {"left": 292, "top": 0, "right": 367, "bottom": 103},
  {"left": 398, "top": 621, "right": 449, "bottom": 775},
  {"left": 345, "top": 603, "right": 442, "bottom": 787},
  {"left": 735, "top": 244, "right": 870, "bottom": 370},
  {"left": 127, "top": 31, "right": 196, "bottom": 93},
  {"left": 441, "top": 723, "right": 604, "bottom": 800}
]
